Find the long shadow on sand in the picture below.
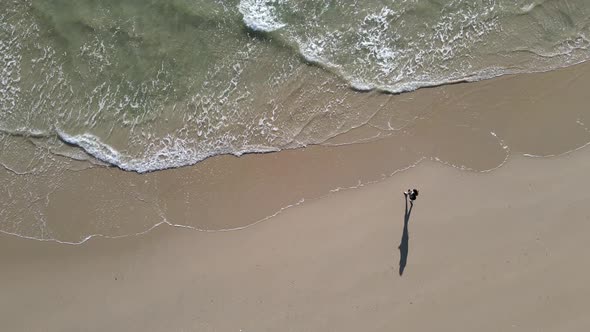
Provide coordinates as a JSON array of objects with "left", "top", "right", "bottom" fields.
[{"left": 398, "top": 195, "right": 413, "bottom": 276}]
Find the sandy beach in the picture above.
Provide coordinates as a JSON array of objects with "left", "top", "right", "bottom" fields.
[
  {"left": 4, "top": 2, "right": 590, "bottom": 331},
  {"left": 2, "top": 58, "right": 590, "bottom": 332},
  {"left": 3, "top": 61, "right": 590, "bottom": 243},
  {"left": 2, "top": 144, "right": 590, "bottom": 331}
]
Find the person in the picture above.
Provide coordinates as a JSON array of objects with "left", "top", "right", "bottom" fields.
[
  {"left": 409, "top": 189, "right": 419, "bottom": 201},
  {"left": 404, "top": 188, "right": 419, "bottom": 202}
]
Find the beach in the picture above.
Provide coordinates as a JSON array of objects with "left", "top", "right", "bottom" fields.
[
  {"left": 3, "top": 60, "right": 590, "bottom": 242},
  {"left": 2, "top": 1, "right": 590, "bottom": 330},
  {"left": 2, "top": 144, "right": 590, "bottom": 331},
  {"left": 2, "top": 62, "right": 590, "bottom": 330}
]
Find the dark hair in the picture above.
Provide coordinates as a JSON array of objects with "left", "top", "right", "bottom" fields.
[{"left": 412, "top": 189, "right": 419, "bottom": 196}]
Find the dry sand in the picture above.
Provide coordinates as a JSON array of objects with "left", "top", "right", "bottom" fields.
[{"left": 2, "top": 145, "right": 590, "bottom": 331}]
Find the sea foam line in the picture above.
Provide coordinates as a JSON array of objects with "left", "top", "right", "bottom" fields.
[
  {"left": 5, "top": 139, "right": 590, "bottom": 245},
  {"left": 56, "top": 130, "right": 281, "bottom": 173},
  {"left": 238, "top": 0, "right": 286, "bottom": 32}
]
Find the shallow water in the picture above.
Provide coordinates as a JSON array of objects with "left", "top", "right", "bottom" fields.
[{"left": 2, "top": 0, "right": 590, "bottom": 172}]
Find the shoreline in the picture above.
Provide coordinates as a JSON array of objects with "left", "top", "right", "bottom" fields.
[
  {"left": 33, "top": 59, "right": 590, "bottom": 174},
  {"left": 2, "top": 58, "right": 590, "bottom": 331},
  {"left": 4, "top": 4, "right": 590, "bottom": 329},
  {"left": 1, "top": 60, "right": 590, "bottom": 242},
  {"left": 2, "top": 139, "right": 588, "bottom": 246}
]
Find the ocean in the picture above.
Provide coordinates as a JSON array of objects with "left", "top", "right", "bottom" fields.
[
  {"left": 1, "top": 0, "right": 590, "bottom": 242},
  {"left": 2, "top": 0, "right": 590, "bottom": 172}
]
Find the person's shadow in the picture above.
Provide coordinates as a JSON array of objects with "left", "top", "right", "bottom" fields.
[{"left": 398, "top": 194, "right": 413, "bottom": 276}]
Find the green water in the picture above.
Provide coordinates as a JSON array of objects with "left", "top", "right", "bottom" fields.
[{"left": 2, "top": 0, "right": 590, "bottom": 172}]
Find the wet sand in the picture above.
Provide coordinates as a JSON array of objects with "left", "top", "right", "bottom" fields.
[
  {"left": 2, "top": 146, "right": 590, "bottom": 331},
  {"left": 2, "top": 62, "right": 590, "bottom": 242}
]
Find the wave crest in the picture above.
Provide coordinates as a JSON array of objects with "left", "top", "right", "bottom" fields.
[{"left": 238, "top": 0, "right": 287, "bottom": 32}]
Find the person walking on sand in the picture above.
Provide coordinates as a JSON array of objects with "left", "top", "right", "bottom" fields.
[
  {"left": 399, "top": 188, "right": 418, "bottom": 276},
  {"left": 409, "top": 189, "right": 418, "bottom": 202},
  {"left": 404, "top": 189, "right": 419, "bottom": 204}
]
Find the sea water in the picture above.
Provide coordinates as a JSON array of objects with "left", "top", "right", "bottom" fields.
[{"left": 2, "top": 0, "right": 590, "bottom": 172}]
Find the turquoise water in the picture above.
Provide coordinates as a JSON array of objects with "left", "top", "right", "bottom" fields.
[{"left": 1, "top": 0, "right": 590, "bottom": 172}]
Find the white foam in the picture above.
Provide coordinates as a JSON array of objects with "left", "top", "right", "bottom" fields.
[
  {"left": 56, "top": 130, "right": 281, "bottom": 173},
  {"left": 281, "top": 3, "right": 532, "bottom": 95},
  {"left": 0, "top": 15, "right": 22, "bottom": 114},
  {"left": 520, "top": 3, "right": 537, "bottom": 13},
  {"left": 238, "top": 0, "right": 287, "bottom": 32},
  {"left": 349, "top": 81, "right": 374, "bottom": 91},
  {"left": 57, "top": 131, "right": 124, "bottom": 165}
]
